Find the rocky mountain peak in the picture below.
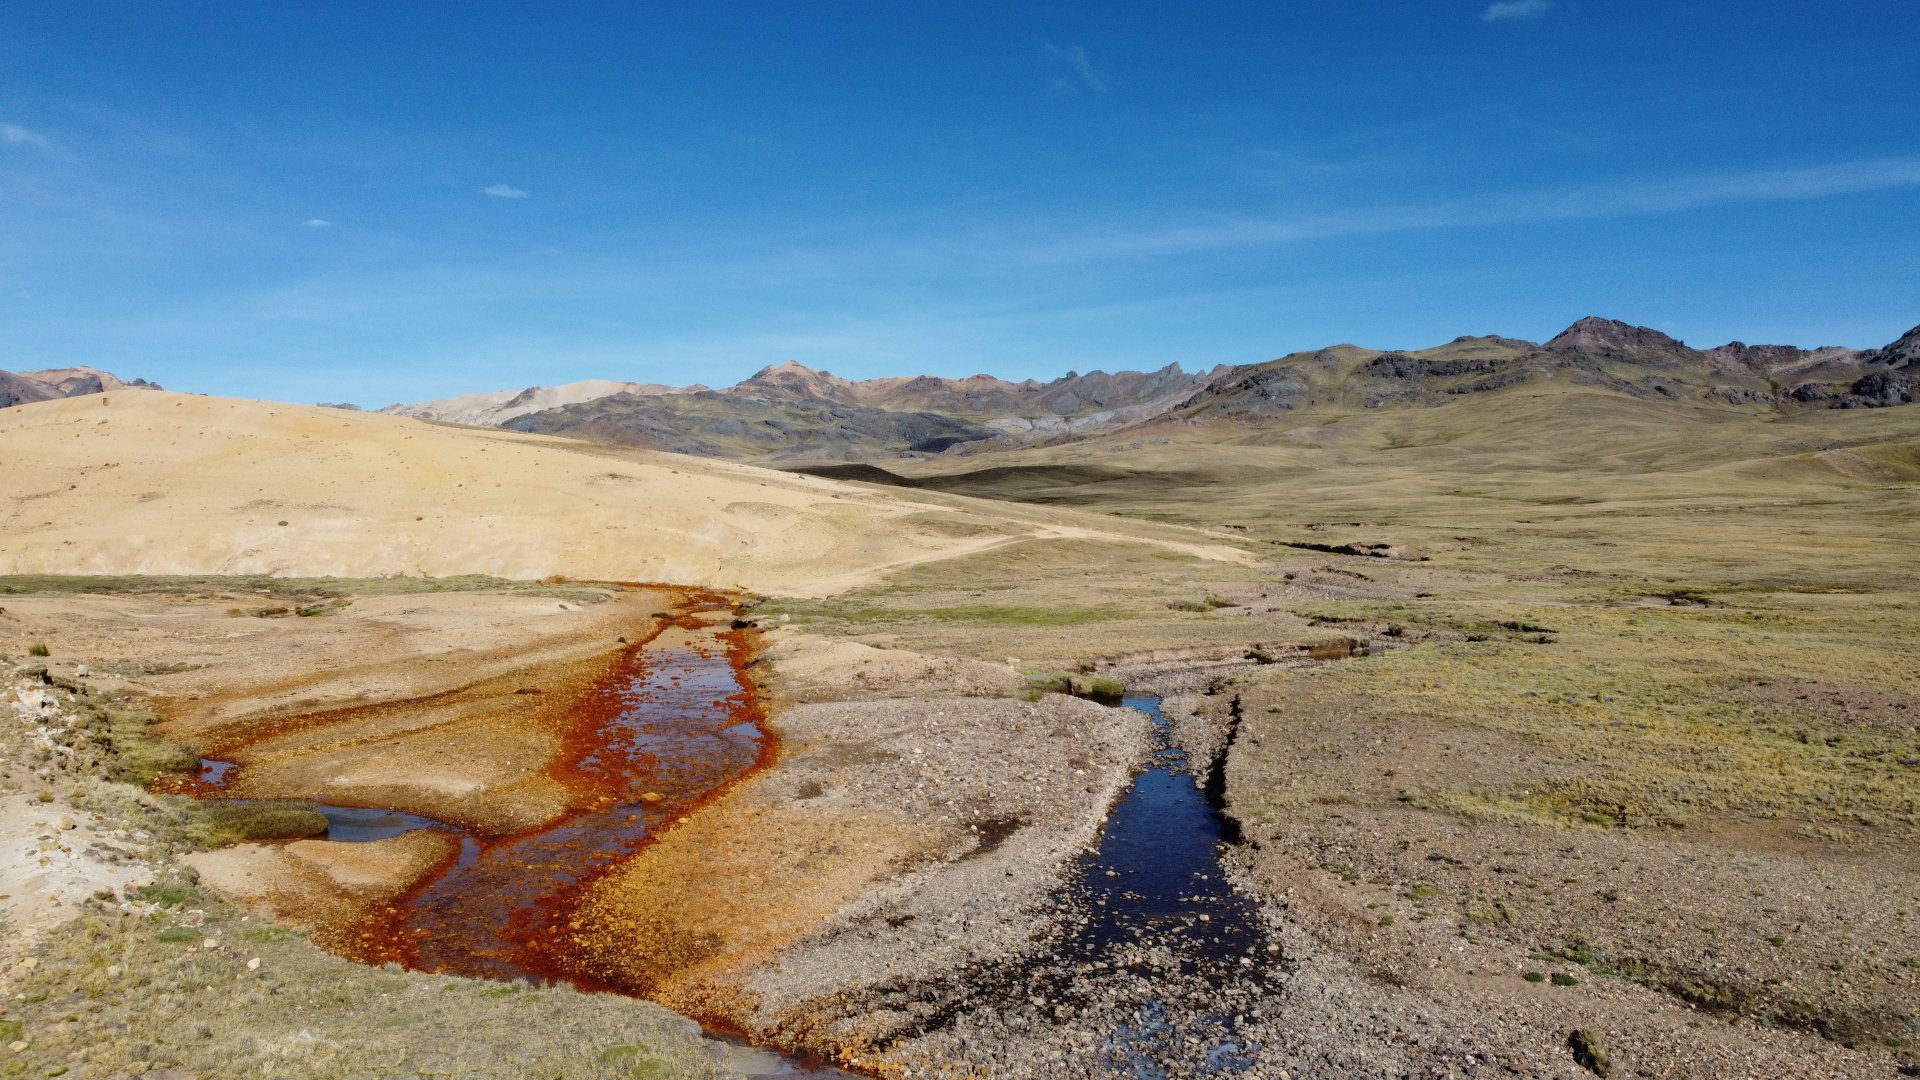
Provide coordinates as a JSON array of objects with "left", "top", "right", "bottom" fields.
[
  {"left": 733, "top": 361, "right": 862, "bottom": 405},
  {"left": 1863, "top": 324, "right": 1920, "bottom": 369},
  {"left": 748, "top": 360, "right": 828, "bottom": 379},
  {"left": 1546, "top": 317, "right": 1691, "bottom": 356}
]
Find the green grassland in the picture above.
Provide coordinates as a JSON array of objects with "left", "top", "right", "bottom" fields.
[
  {"left": 2, "top": 880, "right": 720, "bottom": 1080},
  {"left": 771, "top": 381, "right": 1920, "bottom": 1047},
  {"left": 790, "top": 382, "right": 1920, "bottom": 841}
]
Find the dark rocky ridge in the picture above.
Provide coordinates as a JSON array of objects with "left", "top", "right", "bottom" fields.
[
  {"left": 730, "top": 360, "right": 1221, "bottom": 420},
  {"left": 1173, "top": 317, "right": 1916, "bottom": 421},
  {"left": 502, "top": 389, "right": 1001, "bottom": 460},
  {"left": 0, "top": 371, "right": 60, "bottom": 409},
  {"left": 1545, "top": 316, "right": 1696, "bottom": 362}
]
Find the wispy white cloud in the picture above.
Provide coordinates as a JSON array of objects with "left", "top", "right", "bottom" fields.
[
  {"left": 303, "top": 218, "right": 333, "bottom": 228},
  {"left": 1483, "top": 0, "right": 1551, "bottom": 22},
  {"left": 1044, "top": 42, "right": 1108, "bottom": 93},
  {"left": 481, "top": 183, "right": 529, "bottom": 199},
  {"left": 1022, "top": 158, "right": 1920, "bottom": 262},
  {"left": 1, "top": 123, "right": 55, "bottom": 151}
]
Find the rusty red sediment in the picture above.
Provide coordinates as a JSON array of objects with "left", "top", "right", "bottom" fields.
[
  {"left": 156, "top": 581, "right": 872, "bottom": 1075},
  {"left": 333, "top": 584, "right": 695, "bottom": 969},
  {"left": 147, "top": 681, "right": 482, "bottom": 799},
  {"left": 501, "top": 618, "right": 783, "bottom": 974},
  {"left": 154, "top": 579, "right": 682, "bottom": 808},
  {"left": 336, "top": 587, "right": 781, "bottom": 974},
  {"left": 159, "top": 578, "right": 677, "bottom": 769}
]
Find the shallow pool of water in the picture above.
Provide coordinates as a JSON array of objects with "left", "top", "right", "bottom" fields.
[{"left": 1069, "top": 694, "right": 1266, "bottom": 966}]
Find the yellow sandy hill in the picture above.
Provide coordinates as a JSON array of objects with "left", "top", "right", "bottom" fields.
[{"left": 0, "top": 391, "right": 1242, "bottom": 594}]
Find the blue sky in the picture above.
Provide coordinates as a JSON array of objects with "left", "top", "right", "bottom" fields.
[{"left": 2, "top": 2, "right": 1916, "bottom": 405}]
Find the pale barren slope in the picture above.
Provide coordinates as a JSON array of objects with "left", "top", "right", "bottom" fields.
[
  {"left": 379, "top": 377, "right": 689, "bottom": 426},
  {"left": 0, "top": 392, "right": 1243, "bottom": 593}
]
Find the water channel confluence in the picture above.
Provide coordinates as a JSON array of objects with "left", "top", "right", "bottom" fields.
[{"left": 172, "top": 617, "right": 1277, "bottom": 1077}]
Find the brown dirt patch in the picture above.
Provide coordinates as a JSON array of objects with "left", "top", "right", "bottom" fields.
[
  {"left": 1726, "top": 675, "right": 1920, "bottom": 736},
  {"left": 185, "top": 830, "right": 457, "bottom": 941},
  {"left": 565, "top": 797, "right": 954, "bottom": 1010}
]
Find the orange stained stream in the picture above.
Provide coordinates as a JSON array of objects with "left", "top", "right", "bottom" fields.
[
  {"left": 343, "top": 591, "right": 777, "bottom": 984},
  {"left": 161, "top": 589, "right": 878, "bottom": 1075},
  {"left": 162, "top": 590, "right": 774, "bottom": 985}
]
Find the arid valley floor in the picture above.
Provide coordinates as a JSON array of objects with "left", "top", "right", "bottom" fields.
[{"left": 0, "top": 354, "right": 1916, "bottom": 1079}]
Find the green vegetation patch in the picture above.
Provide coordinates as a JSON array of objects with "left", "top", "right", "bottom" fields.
[
  {"left": 4, "top": 888, "right": 722, "bottom": 1079},
  {"left": 1242, "top": 600, "right": 1920, "bottom": 835},
  {"left": 186, "top": 802, "right": 330, "bottom": 846}
]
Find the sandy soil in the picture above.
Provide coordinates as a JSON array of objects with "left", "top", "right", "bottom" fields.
[
  {"left": 0, "top": 391, "right": 1247, "bottom": 595},
  {"left": 0, "top": 790, "right": 153, "bottom": 978},
  {"left": 184, "top": 831, "right": 457, "bottom": 941},
  {"left": 3, "top": 586, "right": 690, "bottom": 832}
]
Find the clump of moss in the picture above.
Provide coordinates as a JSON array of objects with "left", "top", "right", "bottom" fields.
[
  {"left": 1023, "top": 671, "right": 1073, "bottom": 695},
  {"left": 133, "top": 868, "right": 204, "bottom": 910},
  {"left": 188, "top": 802, "right": 329, "bottom": 846},
  {"left": 599, "top": 1044, "right": 679, "bottom": 1079},
  {"left": 1568, "top": 1028, "right": 1611, "bottom": 1076},
  {"left": 1070, "top": 675, "right": 1125, "bottom": 703},
  {"left": 89, "top": 703, "right": 200, "bottom": 786}
]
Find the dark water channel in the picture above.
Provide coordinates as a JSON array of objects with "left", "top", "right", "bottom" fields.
[
  {"left": 1007, "top": 693, "right": 1277, "bottom": 1078},
  {"left": 1072, "top": 694, "right": 1266, "bottom": 965}
]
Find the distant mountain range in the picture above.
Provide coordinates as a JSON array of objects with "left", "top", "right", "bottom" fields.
[
  {"left": 382, "top": 316, "right": 1920, "bottom": 461},
  {"left": 7, "top": 317, "right": 1914, "bottom": 462},
  {"left": 1175, "top": 317, "right": 1918, "bottom": 422}
]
